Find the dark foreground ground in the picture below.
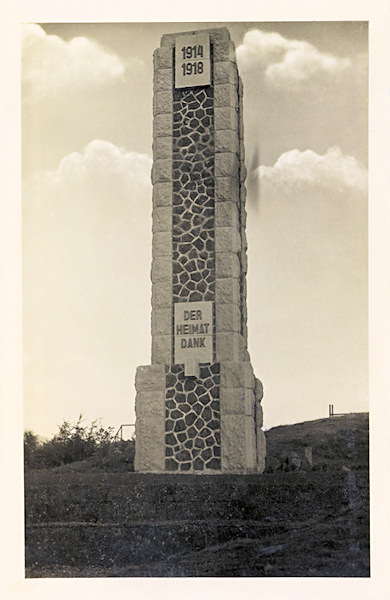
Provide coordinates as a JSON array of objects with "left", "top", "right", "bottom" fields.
[{"left": 25, "top": 413, "right": 369, "bottom": 577}]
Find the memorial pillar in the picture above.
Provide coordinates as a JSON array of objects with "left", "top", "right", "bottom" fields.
[{"left": 134, "top": 27, "right": 266, "bottom": 473}]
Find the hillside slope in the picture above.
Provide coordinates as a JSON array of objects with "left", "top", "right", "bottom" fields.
[
  {"left": 25, "top": 413, "right": 369, "bottom": 577},
  {"left": 265, "top": 412, "right": 369, "bottom": 470}
]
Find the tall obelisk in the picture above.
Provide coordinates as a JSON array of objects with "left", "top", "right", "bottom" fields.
[{"left": 134, "top": 27, "right": 265, "bottom": 473}]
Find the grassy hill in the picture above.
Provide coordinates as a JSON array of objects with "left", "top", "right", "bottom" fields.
[
  {"left": 25, "top": 413, "right": 369, "bottom": 577},
  {"left": 266, "top": 412, "right": 369, "bottom": 470}
]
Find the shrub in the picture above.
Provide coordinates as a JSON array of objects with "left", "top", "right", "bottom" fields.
[{"left": 24, "top": 415, "right": 116, "bottom": 469}]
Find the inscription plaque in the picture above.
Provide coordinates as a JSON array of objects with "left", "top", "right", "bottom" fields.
[
  {"left": 175, "top": 33, "right": 211, "bottom": 89},
  {"left": 174, "top": 301, "right": 213, "bottom": 364}
]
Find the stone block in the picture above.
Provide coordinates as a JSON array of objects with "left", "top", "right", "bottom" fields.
[
  {"left": 152, "top": 334, "right": 172, "bottom": 364},
  {"left": 215, "top": 153, "right": 239, "bottom": 178},
  {"left": 215, "top": 201, "right": 239, "bottom": 228},
  {"left": 153, "top": 47, "right": 173, "bottom": 69},
  {"left": 239, "top": 113, "right": 245, "bottom": 140},
  {"left": 135, "top": 364, "right": 165, "bottom": 392},
  {"left": 214, "top": 83, "right": 238, "bottom": 109},
  {"left": 215, "top": 252, "right": 240, "bottom": 278},
  {"left": 256, "top": 428, "right": 266, "bottom": 473},
  {"left": 220, "top": 361, "right": 255, "bottom": 389},
  {"left": 214, "top": 60, "right": 238, "bottom": 85},
  {"left": 153, "top": 68, "right": 173, "bottom": 92},
  {"left": 220, "top": 387, "right": 255, "bottom": 416},
  {"left": 255, "top": 402, "right": 263, "bottom": 427},
  {"left": 214, "top": 106, "right": 238, "bottom": 131},
  {"left": 221, "top": 413, "right": 247, "bottom": 471},
  {"left": 152, "top": 281, "right": 172, "bottom": 308},
  {"left": 153, "top": 91, "right": 172, "bottom": 116},
  {"left": 255, "top": 377, "right": 264, "bottom": 403},
  {"left": 152, "top": 206, "right": 171, "bottom": 233},
  {"left": 153, "top": 112, "right": 172, "bottom": 137},
  {"left": 241, "top": 251, "right": 248, "bottom": 274},
  {"left": 240, "top": 183, "right": 247, "bottom": 204},
  {"left": 240, "top": 163, "right": 247, "bottom": 182},
  {"left": 240, "top": 141, "right": 245, "bottom": 163},
  {"left": 215, "top": 277, "right": 240, "bottom": 305},
  {"left": 134, "top": 416, "right": 165, "bottom": 472},
  {"left": 215, "top": 332, "right": 239, "bottom": 362},
  {"left": 241, "top": 206, "right": 247, "bottom": 228},
  {"left": 213, "top": 40, "right": 236, "bottom": 62},
  {"left": 215, "top": 129, "right": 239, "bottom": 155},
  {"left": 216, "top": 302, "right": 241, "bottom": 333},
  {"left": 151, "top": 307, "right": 172, "bottom": 336},
  {"left": 135, "top": 390, "right": 165, "bottom": 418},
  {"left": 215, "top": 227, "right": 241, "bottom": 253},
  {"left": 245, "top": 414, "right": 258, "bottom": 470},
  {"left": 153, "top": 136, "right": 172, "bottom": 160},
  {"left": 221, "top": 413, "right": 256, "bottom": 472},
  {"left": 151, "top": 158, "right": 172, "bottom": 184},
  {"left": 238, "top": 76, "right": 244, "bottom": 97},
  {"left": 215, "top": 176, "right": 239, "bottom": 203},
  {"left": 241, "top": 229, "right": 248, "bottom": 251},
  {"left": 153, "top": 182, "right": 172, "bottom": 207},
  {"left": 152, "top": 231, "right": 172, "bottom": 257},
  {"left": 151, "top": 256, "right": 171, "bottom": 283}
]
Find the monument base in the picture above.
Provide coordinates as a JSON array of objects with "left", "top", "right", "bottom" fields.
[{"left": 134, "top": 361, "right": 265, "bottom": 474}]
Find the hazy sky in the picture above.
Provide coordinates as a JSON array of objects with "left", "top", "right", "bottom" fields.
[{"left": 22, "top": 21, "right": 368, "bottom": 439}]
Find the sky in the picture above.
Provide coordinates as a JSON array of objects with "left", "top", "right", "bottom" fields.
[{"left": 21, "top": 21, "right": 369, "bottom": 439}]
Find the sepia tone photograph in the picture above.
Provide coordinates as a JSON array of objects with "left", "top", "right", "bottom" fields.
[
  {"left": 2, "top": 0, "right": 390, "bottom": 596},
  {"left": 21, "top": 19, "right": 370, "bottom": 578}
]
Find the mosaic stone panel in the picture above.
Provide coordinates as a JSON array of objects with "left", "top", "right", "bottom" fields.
[
  {"left": 172, "top": 87, "right": 215, "bottom": 303},
  {"left": 165, "top": 363, "right": 221, "bottom": 471}
]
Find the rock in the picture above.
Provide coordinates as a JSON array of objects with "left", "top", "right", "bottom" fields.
[
  {"left": 286, "top": 457, "right": 301, "bottom": 471},
  {"left": 341, "top": 465, "right": 351, "bottom": 472},
  {"left": 286, "top": 451, "right": 302, "bottom": 471},
  {"left": 303, "top": 446, "right": 313, "bottom": 466},
  {"left": 280, "top": 450, "right": 289, "bottom": 464},
  {"left": 301, "top": 446, "right": 313, "bottom": 471},
  {"left": 264, "top": 455, "right": 281, "bottom": 473}
]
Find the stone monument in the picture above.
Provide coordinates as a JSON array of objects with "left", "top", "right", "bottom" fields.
[{"left": 134, "top": 27, "right": 266, "bottom": 473}]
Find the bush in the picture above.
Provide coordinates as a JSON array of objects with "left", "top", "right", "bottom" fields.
[{"left": 24, "top": 415, "right": 117, "bottom": 470}]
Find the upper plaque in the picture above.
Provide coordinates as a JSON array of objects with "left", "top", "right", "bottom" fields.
[{"left": 175, "top": 33, "right": 211, "bottom": 89}]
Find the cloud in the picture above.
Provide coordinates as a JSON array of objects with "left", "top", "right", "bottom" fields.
[
  {"left": 236, "top": 29, "right": 351, "bottom": 87},
  {"left": 23, "top": 140, "right": 153, "bottom": 436},
  {"left": 22, "top": 24, "right": 127, "bottom": 102},
  {"left": 251, "top": 146, "right": 367, "bottom": 193},
  {"left": 39, "top": 139, "right": 152, "bottom": 203}
]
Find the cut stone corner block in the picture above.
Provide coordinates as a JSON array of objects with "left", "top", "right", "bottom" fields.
[
  {"left": 220, "top": 413, "right": 257, "bottom": 473},
  {"left": 220, "top": 360, "right": 255, "bottom": 389},
  {"left": 135, "top": 364, "right": 166, "bottom": 392},
  {"left": 134, "top": 415, "right": 165, "bottom": 473},
  {"left": 255, "top": 427, "right": 266, "bottom": 473}
]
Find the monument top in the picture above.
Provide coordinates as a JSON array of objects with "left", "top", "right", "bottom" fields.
[{"left": 160, "top": 27, "right": 231, "bottom": 47}]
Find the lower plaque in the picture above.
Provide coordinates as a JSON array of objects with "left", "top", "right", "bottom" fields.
[{"left": 174, "top": 301, "right": 213, "bottom": 364}]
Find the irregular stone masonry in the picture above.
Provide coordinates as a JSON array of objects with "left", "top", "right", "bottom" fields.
[
  {"left": 135, "top": 28, "right": 266, "bottom": 474},
  {"left": 165, "top": 363, "right": 221, "bottom": 471},
  {"left": 172, "top": 86, "right": 215, "bottom": 303}
]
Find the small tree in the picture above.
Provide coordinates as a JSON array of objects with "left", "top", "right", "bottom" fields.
[
  {"left": 24, "top": 415, "right": 115, "bottom": 469},
  {"left": 24, "top": 430, "right": 40, "bottom": 469}
]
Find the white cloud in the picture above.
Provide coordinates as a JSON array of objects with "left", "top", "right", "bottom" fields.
[
  {"left": 41, "top": 139, "right": 152, "bottom": 200},
  {"left": 24, "top": 140, "right": 153, "bottom": 436},
  {"left": 236, "top": 29, "right": 351, "bottom": 87},
  {"left": 22, "top": 24, "right": 126, "bottom": 101},
  {"left": 252, "top": 146, "right": 367, "bottom": 193}
]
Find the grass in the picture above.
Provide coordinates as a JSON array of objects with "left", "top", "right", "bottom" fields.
[{"left": 25, "top": 413, "right": 369, "bottom": 577}]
